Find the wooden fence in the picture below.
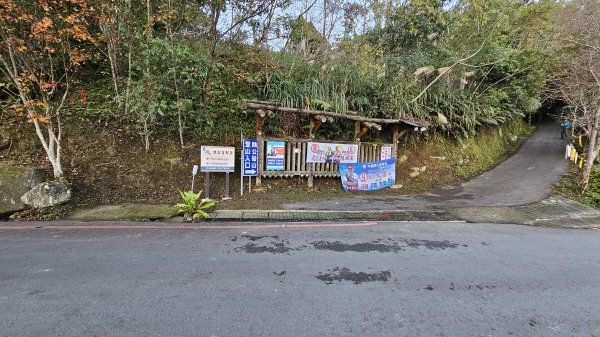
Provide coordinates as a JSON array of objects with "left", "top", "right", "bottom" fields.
[{"left": 260, "top": 139, "right": 393, "bottom": 178}]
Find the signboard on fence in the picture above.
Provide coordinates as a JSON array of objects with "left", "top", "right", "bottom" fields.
[
  {"left": 381, "top": 145, "right": 393, "bottom": 160},
  {"left": 242, "top": 139, "right": 258, "bottom": 176},
  {"left": 306, "top": 142, "right": 358, "bottom": 164},
  {"left": 339, "top": 158, "right": 396, "bottom": 191},
  {"left": 266, "top": 141, "right": 285, "bottom": 170},
  {"left": 201, "top": 146, "right": 235, "bottom": 172}
]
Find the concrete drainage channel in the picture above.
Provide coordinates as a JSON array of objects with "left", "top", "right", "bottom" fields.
[{"left": 208, "top": 210, "right": 463, "bottom": 222}]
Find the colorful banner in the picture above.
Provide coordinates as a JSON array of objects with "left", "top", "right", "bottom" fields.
[
  {"left": 266, "top": 141, "right": 285, "bottom": 171},
  {"left": 339, "top": 158, "right": 396, "bottom": 191},
  {"left": 306, "top": 142, "right": 358, "bottom": 164},
  {"left": 200, "top": 146, "right": 235, "bottom": 172}
]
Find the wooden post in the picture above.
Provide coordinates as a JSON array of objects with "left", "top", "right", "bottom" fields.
[
  {"left": 224, "top": 172, "right": 230, "bottom": 198},
  {"left": 306, "top": 118, "right": 324, "bottom": 189},
  {"left": 309, "top": 115, "right": 327, "bottom": 139},
  {"left": 240, "top": 132, "right": 244, "bottom": 196},
  {"left": 392, "top": 125, "right": 400, "bottom": 159},
  {"left": 204, "top": 172, "right": 210, "bottom": 199},
  {"left": 355, "top": 122, "right": 372, "bottom": 141},
  {"left": 392, "top": 125, "right": 409, "bottom": 158}
]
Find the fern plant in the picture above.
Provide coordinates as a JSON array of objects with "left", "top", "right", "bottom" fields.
[{"left": 175, "top": 191, "right": 216, "bottom": 222}]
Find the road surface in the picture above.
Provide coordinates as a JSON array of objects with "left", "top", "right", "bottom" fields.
[
  {"left": 284, "top": 123, "right": 569, "bottom": 210},
  {"left": 1, "top": 221, "right": 599, "bottom": 337}
]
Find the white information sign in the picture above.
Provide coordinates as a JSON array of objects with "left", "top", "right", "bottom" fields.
[
  {"left": 381, "top": 145, "right": 393, "bottom": 160},
  {"left": 201, "top": 146, "right": 235, "bottom": 172},
  {"left": 306, "top": 142, "right": 358, "bottom": 164}
]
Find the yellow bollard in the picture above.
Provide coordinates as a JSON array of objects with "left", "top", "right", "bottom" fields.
[
  {"left": 579, "top": 158, "right": 584, "bottom": 169},
  {"left": 571, "top": 148, "right": 577, "bottom": 161},
  {"left": 579, "top": 135, "right": 583, "bottom": 147}
]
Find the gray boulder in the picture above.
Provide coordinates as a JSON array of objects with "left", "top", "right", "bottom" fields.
[
  {"left": 21, "top": 181, "right": 71, "bottom": 209},
  {"left": 0, "top": 165, "right": 46, "bottom": 216}
]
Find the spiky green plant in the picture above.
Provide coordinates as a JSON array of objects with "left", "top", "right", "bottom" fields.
[{"left": 175, "top": 191, "right": 216, "bottom": 221}]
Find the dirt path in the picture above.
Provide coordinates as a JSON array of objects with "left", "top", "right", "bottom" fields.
[{"left": 284, "top": 123, "right": 570, "bottom": 210}]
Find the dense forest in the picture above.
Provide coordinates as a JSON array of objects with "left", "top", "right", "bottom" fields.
[{"left": 1, "top": 0, "right": 599, "bottom": 189}]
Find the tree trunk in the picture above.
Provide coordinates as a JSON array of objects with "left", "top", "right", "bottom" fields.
[
  {"left": 32, "top": 120, "right": 63, "bottom": 179},
  {"left": 373, "top": 0, "right": 382, "bottom": 30},
  {"left": 125, "top": 48, "right": 132, "bottom": 115},
  {"left": 173, "top": 72, "right": 184, "bottom": 148},
  {"left": 106, "top": 36, "right": 120, "bottom": 97},
  {"left": 322, "top": 0, "right": 327, "bottom": 38},
  {"left": 143, "top": 117, "right": 150, "bottom": 152},
  {"left": 580, "top": 118, "right": 600, "bottom": 190},
  {"left": 203, "top": 3, "right": 223, "bottom": 102},
  {"left": 143, "top": 0, "right": 153, "bottom": 152}
]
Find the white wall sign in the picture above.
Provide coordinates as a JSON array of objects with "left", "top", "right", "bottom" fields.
[
  {"left": 381, "top": 146, "right": 393, "bottom": 160},
  {"left": 200, "top": 146, "right": 235, "bottom": 172}
]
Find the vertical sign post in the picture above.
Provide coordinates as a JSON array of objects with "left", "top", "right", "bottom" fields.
[
  {"left": 243, "top": 139, "right": 258, "bottom": 194},
  {"left": 243, "top": 139, "right": 258, "bottom": 176},
  {"left": 224, "top": 173, "right": 230, "bottom": 199},
  {"left": 200, "top": 146, "right": 235, "bottom": 199},
  {"left": 240, "top": 132, "right": 244, "bottom": 196},
  {"left": 205, "top": 172, "right": 210, "bottom": 199},
  {"left": 191, "top": 164, "right": 198, "bottom": 192}
]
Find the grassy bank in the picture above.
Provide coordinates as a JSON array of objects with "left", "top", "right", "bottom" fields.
[
  {"left": 2, "top": 117, "right": 534, "bottom": 216},
  {"left": 553, "top": 167, "right": 600, "bottom": 210}
]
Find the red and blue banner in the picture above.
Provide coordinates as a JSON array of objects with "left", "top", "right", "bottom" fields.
[{"left": 339, "top": 159, "right": 396, "bottom": 191}]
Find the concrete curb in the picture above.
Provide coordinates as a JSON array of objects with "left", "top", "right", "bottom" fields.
[
  {"left": 208, "top": 197, "right": 600, "bottom": 229},
  {"left": 208, "top": 209, "right": 463, "bottom": 222},
  {"left": 3, "top": 197, "right": 598, "bottom": 230}
]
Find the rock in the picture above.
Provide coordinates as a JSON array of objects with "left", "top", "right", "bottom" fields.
[
  {"left": 510, "top": 135, "right": 518, "bottom": 142},
  {"left": 420, "top": 166, "right": 427, "bottom": 172},
  {"left": 409, "top": 171, "right": 420, "bottom": 178},
  {"left": 390, "top": 184, "right": 403, "bottom": 189},
  {"left": 398, "top": 155, "right": 408, "bottom": 163},
  {"left": 68, "top": 203, "right": 178, "bottom": 221},
  {"left": 0, "top": 165, "right": 46, "bottom": 216},
  {"left": 21, "top": 181, "right": 71, "bottom": 209}
]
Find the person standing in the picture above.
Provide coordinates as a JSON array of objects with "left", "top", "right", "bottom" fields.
[{"left": 561, "top": 120, "right": 571, "bottom": 139}]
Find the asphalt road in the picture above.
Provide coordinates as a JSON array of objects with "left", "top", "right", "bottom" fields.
[
  {"left": 1, "top": 222, "right": 599, "bottom": 337},
  {"left": 284, "top": 123, "right": 570, "bottom": 210}
]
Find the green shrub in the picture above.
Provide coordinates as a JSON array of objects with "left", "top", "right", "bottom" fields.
[
  {"left": 585, "top": 166, "right": 600, "bottom": 205},
  {"left": 175, "top": 191, "right": 216, "bottom": 221}
]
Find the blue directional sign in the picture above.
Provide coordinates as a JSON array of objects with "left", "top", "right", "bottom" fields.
[{"left": 242, "top": 139, "right": 258, "bottom": 176}]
